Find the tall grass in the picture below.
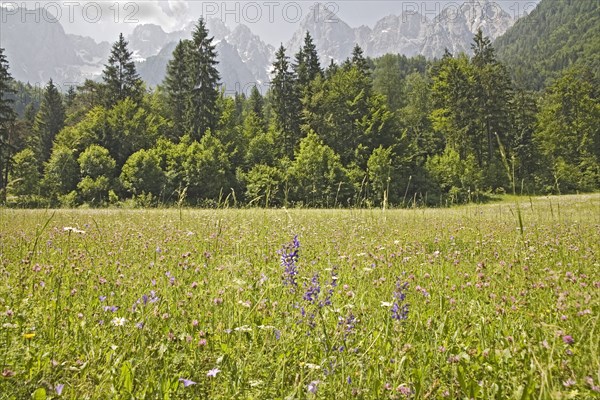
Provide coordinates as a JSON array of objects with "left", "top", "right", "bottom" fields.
[{"left": 0, "top": 194, "right": 599, "bottom": 398}]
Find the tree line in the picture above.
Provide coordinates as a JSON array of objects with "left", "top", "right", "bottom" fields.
[{"left": 0, "top": 19, "right": 598, "bottom": 208}]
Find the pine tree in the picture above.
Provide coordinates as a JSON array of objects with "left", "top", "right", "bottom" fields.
[
  {"left": 303, "top": 32, "right": 322, "bottom": 83},
  {"left": 293, "top": 32, "right": 322, "bottom": 88},
  {"left": 164, "top": 40, "right": 192, "bottom": 139},
  {"left": 65, "top": 85, "right": 77, "bottom": 109},
  {"left": 185, "top": 18, "right": 220, "bottom": 140},
  {"left": 0, "top": 47, "right": 17, "bottom": 196},
  {"left": 102, "top": 33, "right": 143, "bottom": 107},
  {"left": 470, "top": 29, "right": 512, "bottom": 181},
  {"left": 34, "top": 79, "right": 66, "bottom": 164},
  {"left": 270, "top": 44, "right": 301, "bottom": 157},
  {"left": 325, "top": 59, "right": 338, "bottom": 79},
  {"left": 351, "top": 44, "right": 370, "bottom": 76},
  {"left": 471, "top": 28, "right": 496, "bottom": 67},
  {"left": 247, "top": 85, "right": 265, "bottom": 123}
]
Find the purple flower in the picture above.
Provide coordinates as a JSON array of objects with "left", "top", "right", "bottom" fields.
[
  {"left": 391, "top": 279, "right": 409, "bottom": 321},
  {"left": 303, "top": 274, "right": 321, "bottom": 303},
  {"left": 55, "top": 383, "right": 64, "bottom": 395},
  {"left": 274, "top": 329, "right": 281, "bottom": 340},
  {"left": 279, "top": 236, "right": 300, "bottom": 290},
  {"left": 179, "top": 378, "right": 196, "bottom": 387},
  {"left": 142, "top": 294, "right": 148, "bottom": 305},
  {"left": 339, "top": 313, "right": 357, "bottom": 337},
  {"left": 323, "top": 267, "right": 338, "bottom": 306},
  {"left": 149, "top": 291, "right": 159, "bottom": 303},
  {"left": 135, "top": 322, "right": 144, "bottom": 329},
  {"left": 207, "top": 368, "right": 221, "bottom": 377},
  {"left": 99, "top": 296, "right": 106, "bottom": 302},
  {"left": 562, "top": 335, "right": 574, "bottom": 345},
  {"left": 103, "top": 305, "right": 118, "bottom": 312},
  {"left": 307, "top": 380, "right": 319, "bottom": 394},
  {"left": 397, "top": 385, "right": 413, "bottom": 396}
]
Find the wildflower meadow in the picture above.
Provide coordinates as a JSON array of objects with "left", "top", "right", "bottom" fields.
[{"left": 1, "top": 194, "right": 599, "bottom": 399}]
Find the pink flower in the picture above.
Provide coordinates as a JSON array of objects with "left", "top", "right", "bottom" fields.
[{"left": 562, "top": 335, "right": 574, "bottom": 345}]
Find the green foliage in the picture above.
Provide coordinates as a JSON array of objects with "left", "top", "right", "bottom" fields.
[
  {"left": 534, "top": 67, "right": 600, "bottom": 193},
  {"left": 54, "top": 106, "right": 107, "bottom": 155},
  {"left": 120, "top": 149, "right": 166, "bottom": 198},
  {"left": 367, "top": 146, "right": 394, "bottom": 206},
  {"left": 214, "top": 94, "right": 247, "bottom": 170},
  {"left": 8, "top": 148, "right": 40, "bottom": 197},
  {"left": 244, "top": 128, "right": 278, "bottom": 169},
  {"left": 104, "top": 98, "right": 165, "bottom": 167},
  {"left": 304, "top": 65, "right": 394, "bottom": 168},
  {"left": 372, "top": 54, "right": 428, "bottom": 111},
  {"left": 55, "top": 98, "right": 166, "bottom": 170},
  {"left": 151, "top": 137, "right": 188, "bottom": 201},
  {"left": 43, "top": 146, "right": 80, "bottom": 198},
  {"left": 288, "top": 132, "right": 350, "bottom": 207},
  {"left": 426, "top": 147, "right": 482, "bottom": 204},
  {"left": 77, "top": 175, "right": 112, "bottom": 206},
  {"left": 242, "top": 164, "right": 285, "bottom": 207},
  {"left": 65, "top": 79, "right": 106, "bottom": 125},
  {"left": 431, "top": 31, "right": 513, "bottom": 192},
  {"left": 33, "top": 79, "right": 66, "bottom": 163},
  {"left": 78, "top": 144, "right": 116, "bottom": 180},
  {"left": 183, "top": 131, "right": 233, "bottom": 202}
]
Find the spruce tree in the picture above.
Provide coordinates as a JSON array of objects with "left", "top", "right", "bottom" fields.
[
  {"left": 470, "top": 29, "right": 511, "bottom": 176},
  {"left": 0, "top": 47, "right": 17, "bottom": 195},
  {"left": 102, "top": 33, "right": 143, "bottom": 107},
  {"left": 270, "top": 44, "right": 301, "bottom": 157},
  {"left": 164, "top": 40, "right": 192, "bottom": 139},
  {"left": 351, "top": 44, "right": 370, "bottom": 76},
  {"left": 301, "top": 32, "right": 322, "bottom": 84},
  {"left": 34, "top": 79, "right": 66, "bottom": 163},
  {"left": 185, "top": 18, "right": 220, "bottom": 140},
  {"left": 325, "top": 59, "right": 338, "bottom": 79},
  {"left": 65, "top": 85, "right": 77, "bottom": 109},
  {"left": 247, "top": 85, "right": 265, "bottom": 123},
  {"left": 471, "top": 29, "right": 496, "bottom": 67},
  {"left": 293, "top": 32, "right": 323, "bottom": 109}
]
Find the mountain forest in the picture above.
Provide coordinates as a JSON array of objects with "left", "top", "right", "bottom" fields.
[{"left": 0, "top": 2, "right": 598, "bottom": 208}]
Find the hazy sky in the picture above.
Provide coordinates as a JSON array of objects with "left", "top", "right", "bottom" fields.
[{"left": 2, "top": 1, "right": 541, "bottom": 45}]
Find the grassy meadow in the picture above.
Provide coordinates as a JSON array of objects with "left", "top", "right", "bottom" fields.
[{"left": 1, "top": 194, "right": 599, "bottom": 399}]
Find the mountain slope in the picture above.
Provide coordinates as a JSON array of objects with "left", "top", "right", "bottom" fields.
[
  {"left": 0, "top": 6, "right": 108, "bottom": 85},
  {"left": 495, "top": 0, "right": 600, "bottom": 90},
  {"left": 287, "top": 1, "right": 516, "bottom": 63},
  {"left": 134, "top": 19, "right": 273, "bottom": 91}
]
